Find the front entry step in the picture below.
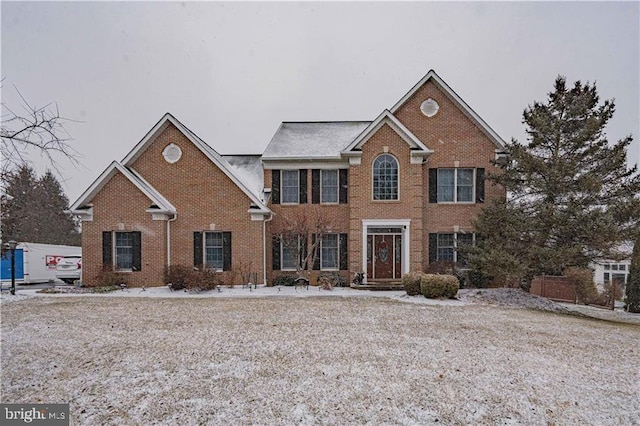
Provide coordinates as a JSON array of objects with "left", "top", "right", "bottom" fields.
[{"left": 350, "top": 282, "right": 404, "bottom": 291}]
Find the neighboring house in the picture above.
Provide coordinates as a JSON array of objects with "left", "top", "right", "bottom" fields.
[
  {"left": 70, "top": 70, "right": 507, "bottom": 286},
  {"left": 591, "top": 243, "right": 633, "bottom": 289}
]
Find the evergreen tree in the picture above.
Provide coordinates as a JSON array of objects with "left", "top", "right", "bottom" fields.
[
  {"left": 625, "top": 234, "right": 640, "bottom": 313},
  {"left": 1, "top": 165, "right": 80, "bottom": 245},
  {"left": 471, "top": 76, "right": 640, "bottom": 282}
]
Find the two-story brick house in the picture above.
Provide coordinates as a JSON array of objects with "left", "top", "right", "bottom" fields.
[{"left": 70, "top": 70, "right": 506, "bottom": 286}]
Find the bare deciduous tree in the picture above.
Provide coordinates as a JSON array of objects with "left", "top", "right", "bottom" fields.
[
  {"left": 1, "top": 84, "right": 79, "bottom": 179},
  {"left": 273, "top": 206, "right": 336, "bottom": 280}
]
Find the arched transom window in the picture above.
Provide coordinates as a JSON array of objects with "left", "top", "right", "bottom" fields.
[{"left": 372, "top": 154, "right": 399, "bottom": 200}]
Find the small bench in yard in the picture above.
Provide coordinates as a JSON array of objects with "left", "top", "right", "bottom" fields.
[{"left": 294, "top": 277, "right": 309, "bottom": 290}]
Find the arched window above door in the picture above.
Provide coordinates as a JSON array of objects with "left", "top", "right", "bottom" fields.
[{"left": 372, "top": 154, "right": 399, "bottom": 200}]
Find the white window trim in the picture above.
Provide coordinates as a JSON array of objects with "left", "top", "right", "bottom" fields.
[
  {"left": 203, "top": 231, "right": 224, "bottom": 272},
  {"left": 372, "top": 154, "right": 400, "bottom": 202},
  {"left": 114, "top": 231, "right": 134, "bottom": 272},
  {"left": 281, "top": 170, "right": 300, "bottom": 205},
  {"left": 320, "top": 233, "right": 339, "bottom": 271},
  {"left": 320, "top": 169, "right": 339, "bottom": 205},
  {"left": 281, "top": 236, "right": 301, "bottom": 271},
  {"left": 437, "top": 168, "right": 476, "bottom": 204}
]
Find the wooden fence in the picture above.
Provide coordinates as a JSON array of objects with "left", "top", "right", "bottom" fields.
[{"left": 530, "top": 275, "right": 576, "bottom": 303}]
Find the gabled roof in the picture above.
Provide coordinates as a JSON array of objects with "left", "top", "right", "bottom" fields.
[
  {"left": 341, "top": 110, "right": 433, "bottom": 156},
  {"left": 262, "top": 121, "right": 371, "bottom": 161},
  {"left": 390, "top": 69, "right": 507, "bottom": 150},
  {"left": 69, "top": 161, "right": 176, "bottom": 214},
  {"left": 120, "top": 113, "right": 269, "bottom": 213}
]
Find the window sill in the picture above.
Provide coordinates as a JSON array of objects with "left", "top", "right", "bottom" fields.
[{"left": 435, "top": 201, "right": 476, "bottom": 205}]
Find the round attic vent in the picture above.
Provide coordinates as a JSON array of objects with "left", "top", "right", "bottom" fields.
[
  {"left": 420, "top": 98, "right": 440, "bottom": 117},
  {"left": 162, "top": 143, "right": 182, "bottom": 164}
]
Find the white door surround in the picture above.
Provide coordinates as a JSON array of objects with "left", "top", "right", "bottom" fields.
[{"left": 361, "top": 219, "right": 410, "bottom": 283}]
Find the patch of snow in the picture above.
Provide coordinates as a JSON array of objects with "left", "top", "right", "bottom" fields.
[
  {"left": 262, "top": 122, "right": 371, "bottom": 159},
  {"left": 2, "top": 295, "right": 638, "bottom": 424},
  {"left": 223, "top": 155, "right": 264, "bottom": 201}
]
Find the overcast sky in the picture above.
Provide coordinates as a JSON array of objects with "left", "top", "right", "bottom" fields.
[{"left": 2, "top": 1, "right": 638, "bottom": 202}]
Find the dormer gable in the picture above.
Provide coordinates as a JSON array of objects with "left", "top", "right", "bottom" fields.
[
  {"left": 68, "top": 161, "right": 176, "bottom": 221},
  {"left": 341, "top": 110, "right": 433, "bottom": 165}
]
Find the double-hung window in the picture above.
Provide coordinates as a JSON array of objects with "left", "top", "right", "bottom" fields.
[
  {"left": 193, "top": 231, "right": 231, "bottom": 271},
  {"left": 281, "top": 170, "right": 300, "bottom": 204},
  {"left": 115, "top": 232, "right": 134, "bottom": 270},
  {"left": 321, "top": 170, "right": 339, "bottom": 204},
  {"left": 102, "top": 231, "right": 141, "bottom": 272},
  {"left": 437, "top": 169, "right": 474, "bottom": 202},
  {"left": 205, "top": 232, "right": 224, "bottom": 270},
  {"left": 429, "top": 232, "right": 475, "bottom": 265},
  {"left": 321, "top": 234, "right": 339, "bottom": 270},
  {"left": 281, "top": 236, "right": 301, "bottom": 271}
]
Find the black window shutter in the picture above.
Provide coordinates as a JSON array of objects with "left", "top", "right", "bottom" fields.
[
  {"left": 428, "top": 233, "right": 438, "bottom": 263},
  {"left": 476, "top": 168, "right": 485, "bottom": 203},
  {"left": 223, "top": 232, "right": 232, "bottom": 271},
  {"left": 312, "top": 234, "right": 320, "bottom": 270},
  {"left": 193, "top": 231, "right": 203, "bottom": 267},
  {"left": 132, "top": 231, "right": 142, "bottom": 271},
  {"left": 339, "top": 169, "right": 348, "bottom": 204},
  {"left": 272, "top": 170, "right": 280, "bottom": 204},
  {"left": 429, "top": 169, "right": 438, "bottom": 203},
  {"left": 339, "top": 233, "right": 348, "bottom": 270},
  {"left": 312, "top": 169, "right": 320, "bottom": 204},
  {"left": 299, "top": 169, "right": 307, "bottom": 204},
  {"left": 272, "top": 235, "right": 281, "bottom": 271},
  {"left": 102, "top": 231, "right": 112, "bottom": 267}
]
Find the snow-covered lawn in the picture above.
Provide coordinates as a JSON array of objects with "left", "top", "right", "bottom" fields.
[{"left": 1, "top": 290, "right": 638, "bottom": 424}]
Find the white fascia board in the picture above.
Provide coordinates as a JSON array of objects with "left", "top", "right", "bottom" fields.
[
  {"left": 68, "top": 161, "right": 176, "bottom": 215},
  {"left": 390, "top": 70, "right": 506, "bottom": 150},
  {"left": 69, "top": 161, "right": 121, "bottom": 211}
]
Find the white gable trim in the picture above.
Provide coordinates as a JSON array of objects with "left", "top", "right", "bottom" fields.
[
  {"left": 390, "top": 70, "right": 507, "bottom": 150},
  {"left": 341, "top": 110, "right": 433, "bottom": 157},
  {"left": 69, "top": 161, "right": 176, "bottom": 218},
  {"left": 121, "top": 113, "right": 270, "bottom": 215}
]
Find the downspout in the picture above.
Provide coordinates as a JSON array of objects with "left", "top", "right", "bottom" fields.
[
  {"left": 167, "top": 213, "right": 177, "bottom": 268},
  {"left": 263, "top": 213, "right": 274, "bottom": 285}
]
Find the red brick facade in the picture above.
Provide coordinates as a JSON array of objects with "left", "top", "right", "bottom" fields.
[{"left": 71, "top": 70, "right": 506, "bottom": 287}]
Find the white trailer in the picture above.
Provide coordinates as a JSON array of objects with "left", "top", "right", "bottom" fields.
[{"left": 1, "top": 242, "right": 82, "bottom": 284}]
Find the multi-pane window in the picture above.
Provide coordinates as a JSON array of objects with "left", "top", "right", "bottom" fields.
[
  {"left": 433, "top": 233, "right": 475, "bottom": 265},
  {"left": 281, "top": 170, "right": 299, "bottom": 204},
  {"left": 281, "top": 237, "right": 300, "bottom": 270},
  {"left": 205, "top": 232, "right": 224, "bottom": 270},
  {"left": 437, "top": 169, "right": 474, "bottom": 202},
  {"left": 115, "top": 232, "right": 134, "bottom": 270},
  {"left": 321, "top": 170, "right": 338, "bottom": 204},
  {"left": 373, "top": 154, "right": 399, "bottom": 200},
  {"left": 437, "top": 234, "right": 455, "bottom": 262},
  {"left": 321, "top": 234, "right": 339, "bottom": 270}
]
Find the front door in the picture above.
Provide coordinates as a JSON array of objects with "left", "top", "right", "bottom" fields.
[{"left": 367, "top": 232, "right": 402, "bottom": 280}]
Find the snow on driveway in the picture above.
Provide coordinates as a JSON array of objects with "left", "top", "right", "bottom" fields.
[{"left": 1, "top": 288, "right": 638, "bottom": 425}]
